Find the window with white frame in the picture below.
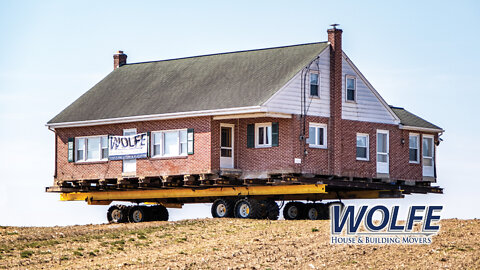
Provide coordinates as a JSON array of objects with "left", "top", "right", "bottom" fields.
[
  {"left": 422, "top": 136, "right": 434, "bottom": 166},
  {"left": 75, "top": 136, "right": 108, "bottom": 162},
  {"left": 409, "top": 134, "right": 419, "bottom": 163},
  {"left": 152, "top": 129, "right": 187, "bottom": 157},
  {"left": 308, "top": 123, "right": 327, "bottom": 148},
  {"left": 346, "top": 76, "right": 356, "bottom": 102},
  {"left": 310, "top": 72, "right": 319, "bottom": 97},
  {"left": 356, "top": 134, "right": 369, "bottom": 160},
  {"left": 255, "top": 123, "right": 272, "bottom": 148}
]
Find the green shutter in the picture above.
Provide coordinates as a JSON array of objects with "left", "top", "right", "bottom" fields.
[
  {"left": 146, "top": 132, "right": 151, "bottom": 157},
  {"left": 272, "top": 122, "right": 279, "bottom": 147},
  {"left": 67, "top": 138, "right": 74, "bottom": 162},
  {"left": 187, "top": 128, "right": 194, "bottom": 154},
  {"left": 247, "top": 124, "right": 254, "bottom": 148}
]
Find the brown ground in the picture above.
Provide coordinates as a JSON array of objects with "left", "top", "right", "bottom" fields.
[{"left": 0, "top": 218, "right": 478, "bottom": 269}]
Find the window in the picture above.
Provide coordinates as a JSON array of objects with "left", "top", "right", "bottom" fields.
[
  {"left": 346, "top": 76, "right": 356, "bottom": 102},
  {"left": 422, "top": 136, "right": 434, "bottom": 166},
  {"left": 356, "top": 134, "right": 369, "bottom": 160},
  {"left": 75, "top": 136, "right": 108, "bottom": 162},
  {"left": 255, "top": 123, "right": 272, "bottom": 148},
  {"left": 310, "top": 72, "right": 319, "bottom": 97},
  {"left": 409, "top": 134, "right": 419, "bottom": 163},
  {"left": 152, "top": 129, "right": 187, "bottom": 157},
  {"left": 308, "top": 123, "right": 327, "bottom": 148}
]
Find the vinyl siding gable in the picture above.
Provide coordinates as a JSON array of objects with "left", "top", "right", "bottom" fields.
[
  {"left": 263, "top": 47, "right": 330, "bottom": 117},
  {"left": 341, "top": 54, "right": 399, "bottom": 124}
]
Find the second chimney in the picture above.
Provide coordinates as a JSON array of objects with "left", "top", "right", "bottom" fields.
[{"left": 113, "top": 51, "right": 127, "bottom": 69}]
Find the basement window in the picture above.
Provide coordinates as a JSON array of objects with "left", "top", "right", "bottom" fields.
[
  {"left": 310, "top": 72, "right": 319, "bottom": 97},
  {"left": 308, "top": 123, "right": 327, "bottom": 148},
  {"left": 255, "top": 123, "right": 272, "bottom": 148},
  {"left": 356, "top": 134, "right": 369, "bottom": 160},
  {"left": 75, "top": 136, "right": 108, "bottom": 162},
  {"left": 409, "top": 134, "right": 419, "bottom": 163},
  {"left": 346, "top": 76, "right": 356, "bottom": 102},
  {"left": 152, "top": 129, "right": 188, "bottom": 158}
]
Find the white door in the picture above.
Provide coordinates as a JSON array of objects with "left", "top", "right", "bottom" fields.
[
  {"left": 123, "top": 128, "right": 137, "bottom": 174},
  {"left": 220, "top": 124, "right": 234, "bottom": 169},
  {"left": 376, "top": 130, "right": 389, "bottom": 174},
  {"left": 422, "top": 135, "right": 435, "bottom": 177}
]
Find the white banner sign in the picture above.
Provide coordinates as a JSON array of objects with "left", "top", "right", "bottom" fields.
[{"left": 108, "top": 133, "right": 148, "bottom": 160}]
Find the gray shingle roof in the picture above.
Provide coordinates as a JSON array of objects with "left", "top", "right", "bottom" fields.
[
  {"left": 389, "top": 106, "right": 443, "bottom": 131},
  {"left": 48, "top": 42, "right": 329, "bottom": 124}
]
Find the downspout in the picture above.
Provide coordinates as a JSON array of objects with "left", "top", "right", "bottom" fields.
[{"left": 47, "top": 126, "right": 58, "bottom": 179}]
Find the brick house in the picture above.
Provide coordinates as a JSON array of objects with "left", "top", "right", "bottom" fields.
[{"left": 47, "top": 26, "right": 443, "bottom": 189}]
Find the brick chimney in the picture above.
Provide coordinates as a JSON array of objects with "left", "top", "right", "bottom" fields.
[
  {"left": 113, "top": 51, "right": 127, "bottom": 69},
  {"left": 328, "top": 24, "right": 343, "bottom": 176}
]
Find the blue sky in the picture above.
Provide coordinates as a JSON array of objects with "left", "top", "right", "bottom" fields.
[{"left": 0, "top": 0, "right": 479, "bottom": 226}]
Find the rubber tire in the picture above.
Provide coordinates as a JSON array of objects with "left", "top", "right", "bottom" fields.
[
  {"left": 129, "top": 206, "right": 147, "bottom": 223},
  {"left": 326, "top": 201, "right": 345, "bottom": 220},
  {"left": 283, "top": 202, "right": 306, "bottom": 220},
  {"left": 316, "top": 203, "right": 329, "bottom": 220},
  {"left": 234, "top": 198, "right": 263, "bottom": 219},
  {"left": 261, "top": 200, "right": 279, "bottom": 220},
  {"left": 107, "top": 205, "right": 128, "bottom": 223},
  {"left": 150, "top": 205, "right": 169, "bottom": 221},
  {"left": 305, "top": 203, "right": 320, "bottom": 220},
  {"left": 211, "top": 199, "right": 234, "bottom": 218}
]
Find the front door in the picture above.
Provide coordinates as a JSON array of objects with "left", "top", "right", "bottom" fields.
[
  {"left": 123, "top": 128, "right": 137, "bottom": 174},
  {"left": 376, "top": 130, "right": 389, "bottom": 174},
  {"left": 422, "top": 135, "right": 435, "bottom": 177},
  {"left": 220, "top": 124, "right": 234, "bottom": 169}
]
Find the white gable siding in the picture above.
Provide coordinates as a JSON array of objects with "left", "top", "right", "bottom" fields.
[
  {"left": 341, "top": 56, "right": 398, "bottom": 124},
  {"left": 263, "top": 48, "right": 330, "bottom": 117}
]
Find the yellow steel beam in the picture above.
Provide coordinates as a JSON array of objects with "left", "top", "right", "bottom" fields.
[
  {"left": 318, "top": 190, "right": 404, "bottom": 199},
  {"left": 61, "top": 184, "right": 327, "bottom": 202}
]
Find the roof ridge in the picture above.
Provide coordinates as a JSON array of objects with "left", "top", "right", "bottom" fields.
[{"left": 124, "top": 41, "right": 328, "bottom": 66}]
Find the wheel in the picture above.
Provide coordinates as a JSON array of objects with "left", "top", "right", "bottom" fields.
[
  {"left": 305, "top": 203, "right": 320, "bottom": 220},
  {"left": 211, "top": 199, "right": 234, "bottom": 218},
  {"left": 283, "top": 202, "right": 305, "bottom": 220},
  {"left": 107, "top": 205, "right": 128, "bottom": 223},
  {"left": 326, "top": 201, "right": 345, "bottom": 220},
  {"left": 234, "top": 198, "right": 262, "bottom": 219},
  {"left": 261, "top": 200, "right": 279, "bottom": 220},
  {"left": 317, "top": 203, "right": 329, "bottom": 220},
  {"left": 150, "top": 205, "right": 169, "bottom": 221},
  {"left": 129, "top": 206, "right": 147, "bottom": 223}
]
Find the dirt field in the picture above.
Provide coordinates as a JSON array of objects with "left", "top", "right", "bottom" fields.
[{"left": 0, "top": 218, "right": 478, "bottom": 269}]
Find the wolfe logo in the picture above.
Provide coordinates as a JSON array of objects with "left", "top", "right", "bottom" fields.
[{"left": 330, "top": 205, "right": 442, "bottom": 244}]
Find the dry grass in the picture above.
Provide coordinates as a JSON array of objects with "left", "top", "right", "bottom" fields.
[{"left": 0, "top": 218, "right": 478, "bottom": 269}]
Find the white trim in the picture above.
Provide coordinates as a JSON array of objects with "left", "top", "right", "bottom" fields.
[
  {"left": 400, "top": 125, "right": 444, "bottom": 133},
  {"left": 408, "top": 133, "right": 420, "bottom": 164},
  {"left": 47, "top": 106, "right": 264, "bottom": 129},
  {"left": 213, "top": 112, "right": 291, "bottom": 120},
  {"left": 376, "top": 129, "right": 390, "bottom": 174},
  {"left": 123, "top": 128, "right": 137, "bottom": 135},
  {"left": 150, "top": 129, "right": 188, "bottom": 158},
  {"left": 308, "top": 122, "right": 327, "bottom": 149},
  {"left": 356, "top": 133, "right": 369, "bottom": 161},
  {"left": 422, "top": 134, "right": 435, "bottom": 177},
  {"left": 342, "top": 52, "right": 401, "bottom": 124},
  {"left": 75, "top": 135, "right": 108, "bottom": 163},
  {"left": 254, "top": 122, "right": 272, "bottom": 148},
  {"left": 309, "top": 71, "right": 320, "bottom": 97},
  {"left": 345, "top": 75, "right": 357, "bottom": 103},
  {"left": 220, "top": 123, "right": 235, "bottom": 169}
]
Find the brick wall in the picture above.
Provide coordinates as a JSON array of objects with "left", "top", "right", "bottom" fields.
[
  {"left": 55, "top": 117, "right": 212, "bottom": 181},
  {"left": 54, "top": 114, "right": 436, "bottom": 182}
]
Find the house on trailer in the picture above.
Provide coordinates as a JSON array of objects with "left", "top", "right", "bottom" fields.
[{"left": 46, "top": 26, "right": 444, "bottom": 190}]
